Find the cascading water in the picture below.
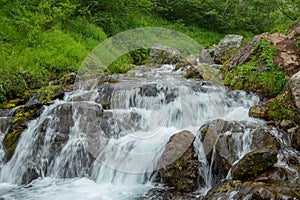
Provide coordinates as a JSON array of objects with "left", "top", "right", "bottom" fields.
[{"left": 0, "top": 64, "right": 270, "bottom": 199}]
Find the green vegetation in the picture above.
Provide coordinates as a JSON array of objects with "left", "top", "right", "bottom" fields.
[
  {"left": 35, "top": 85, "right": 60, "bottom": 104},
  {"left": 268, "top": 94, "right": 296, "bottom": 121},
  {"left": 224, "top": 39, "right": 288, "bottom": 98}
]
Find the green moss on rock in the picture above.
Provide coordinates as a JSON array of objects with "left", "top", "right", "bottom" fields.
[
  {"left": 231, "top": 147, "right": 278, "bottom": 180},
  {"left": 36, "top": 85, "right": 60, "bottom": 104},
  {"left": 3, "top": 104, "right": 43, "bottom": 161},
  {"left": 3, "top": 129, "right": 24, "bottom": 161}
]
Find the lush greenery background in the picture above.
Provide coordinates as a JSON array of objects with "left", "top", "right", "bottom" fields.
[{"left": 0, "top": 0, "right": 299, "bottom": 104}]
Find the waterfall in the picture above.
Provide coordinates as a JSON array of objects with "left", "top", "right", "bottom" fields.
[{"left": 0, "top": 64, "right": 265, "bottom": 199}]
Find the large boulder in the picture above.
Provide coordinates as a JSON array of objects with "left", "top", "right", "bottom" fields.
[
  {"left": 150, "top": 44, "right": 182, "bottom": 65},
  {"left": 158, "top": 130, "right": 200, "bottom": 193},
  {"left": 231, "top": 147, "right": 278, "bottom": 180},
  {"left": 214, "top": 34, "right": 244, "bottom": 64}
]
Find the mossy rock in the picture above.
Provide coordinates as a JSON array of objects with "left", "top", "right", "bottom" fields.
[
  {"left": 3, "top": 104, "right": 43, "bottom": 161},
  {"left": 183, "top": 66, "right": 203, "bottom": 79},
  {"left": 231, "top": 147, "right": 278, "bottom": 180},
  {"left": 35, "top": 85, "right": 60, "bottom": 104},
  {"left": 3, "top": 129, "right": 24, "bottom": 161}
]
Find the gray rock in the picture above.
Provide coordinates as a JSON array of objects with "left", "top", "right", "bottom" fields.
[
  {"left": 214, "top": 34, "right": 244, "bottom": 64},
  {"left": 150, "top": 44, "right": 182, "bottom": 65},
  {"left": 288, "top": 71, "right": 300, "bottom": 115},
  {"left": 198, "top": 48, "right": 214, "bottom": 64}
]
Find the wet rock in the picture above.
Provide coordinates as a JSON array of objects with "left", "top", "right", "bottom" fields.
[
  {"left": 158, "top": 130, "right": 200, "bottom": 193},
  {"left": 97, "top": 84, "right": 114, "bottom": 109},
  {"left": 175, "top": 55, "right": 197, "bottom": 71},
  {"left": 231, "top": 147, "right": 278, "bottom": 180},
  {"left": 290, "top": 127, "right": 300, "bottom": 151},
  {"left": 25, "top": 93, "right": 43, "bottom": 108},
  {"left": 150, "top": 44, "right": 181, "bottom": 65},
  {"left": 199, "top": 120, "right": 248, "bottom": 184},
  {"left": 22, "top": 167, "right": 39, "bottom": 185},
  {"left": 251, "top": 127, "right": 280, "bottom": 149},
  {"left": 214, "top": 34, "right": 244, "bottom": 64},
  {"left": 248, "top": 103, "right": 269, "bottom": 120},
  {"left": 204, "top": 179, "right": 300, "bottom": 200},
  {"left": 51, "top": 87, "right": 65, "bottom": 101},
  {"left": 183, "top": 66, "right": 203, "bottom": 79},
  {"left": 33, "top": 102, "right": 105, "bottom": 180},
  {"left": 255, "top": 167, "right": 294, "bottom": 182},
  {"left": 3, "top": 101, "right": 44, "bottom": 161}
]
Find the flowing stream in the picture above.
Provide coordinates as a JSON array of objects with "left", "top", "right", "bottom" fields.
[{"left": 0, "top": 64, "right": 262, "bottom": 199}]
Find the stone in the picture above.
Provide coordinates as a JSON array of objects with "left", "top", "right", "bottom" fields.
[
  {"left": 198, "top": 48, "right": 214, "bottom": 64},
  {"left": 214, "top": 34, "right": 244, "bottom": 64},
  {"left": 231, "top": 147, "right": 278, "bottom": 180},
  {"left": 51, "top": 87, "right": 65, "bottom": 100},
  {"left": 183, "top": 66, "right": 203, "bottom": 79},
  {"left": 250, "top": 127, "right": 280, "bottom": 150},
  {"left": 248, "top": 103, "right": 269, "bottom": 120},
  {"left": 150, "top": 44, "right": 181, "bottom": 65},
  {"left": 280, "top": 119, "right": 294, "bottom": 130},
  {"left": 227, "top": 36, "right": 261, "bottom": 69},
  {"left": 158, "top": 130, "right": 200, "bottom": 193},
  {"left": 288, "top": 71, "right": 300, "bottom": 115},
  {"left": 175, "top": 55, "right": 197, "bottom": 71}
]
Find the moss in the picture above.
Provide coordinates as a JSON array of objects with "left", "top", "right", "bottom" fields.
[
  {"left": 35, "top": 85, "right": 60, "bottom": 103},
  {"left": 3, "top": 129, "right": 24, "bottom": 160},
  {"left": 12, "top": 110, "right": 34, "bottom": 124},
  {"left": 3, "top": 104, "right": 43, "bottom": 161}
]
